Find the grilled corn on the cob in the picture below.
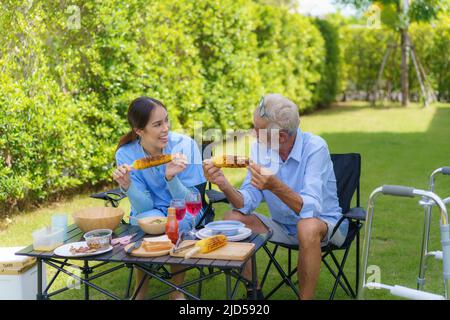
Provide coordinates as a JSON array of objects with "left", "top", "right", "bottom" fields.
[
  {"left": 185, "top": 235, "right": 227, "bottom": 258},
  {"left": 211, "top": 155, "right": 250, "bottom": 168},
  {"left": 132, "top": 154, "right": 174, "bottom": 170}
]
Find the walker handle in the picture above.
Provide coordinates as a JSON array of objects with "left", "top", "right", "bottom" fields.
[
  {"left": 381, "top": 185, "right": 415, "bottom": 198},
  {"left": 442, "top": 167, "right": 450, "bottom": 175}
]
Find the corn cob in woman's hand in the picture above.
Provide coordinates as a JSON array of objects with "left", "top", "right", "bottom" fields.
[
  {"left": 185, "top": 235, "right": 228, "bottom": 259},
  {"left": 132, "top": 154, "right": 174, "bottom": 170}
]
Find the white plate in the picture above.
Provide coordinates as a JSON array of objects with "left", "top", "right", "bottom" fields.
[
  {"left": 54, "top": 241, "right": 113, "bottom": 258},
  {"left": 195, "top": 227, "right": 252, "bottom": 242}
]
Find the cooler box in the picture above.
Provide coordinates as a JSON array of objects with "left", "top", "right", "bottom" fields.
[{"left": 0, "top": 247, "right": 47, "bottom": 300}]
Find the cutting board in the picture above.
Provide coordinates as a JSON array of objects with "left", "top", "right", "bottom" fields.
[
  {"left": 170, "top": 240, "right": 255, "bottom": 261},
  {"left": 124, "top": 242, "right": 173, "bottom": 258}
]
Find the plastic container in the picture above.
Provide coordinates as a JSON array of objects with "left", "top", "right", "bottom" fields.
[
  {"left": 32, "top": 227, "right": 64, "bottom": 251},
  {"left": 83, "top": 229, "right": 112, "bottom": 250},
  {"left": 205, "top": 221, "right": 246, "bottom": 236},
  {"left": 51, "top": 214, "right": 68, "bottom": 235}
]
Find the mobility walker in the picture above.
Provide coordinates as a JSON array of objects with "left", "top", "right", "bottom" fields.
[
  {"left": 417, "top": 167, "right": 450, "bottom": 290},
  {"left": 358, "top": 185, "right": 449, "bottom": 300}
]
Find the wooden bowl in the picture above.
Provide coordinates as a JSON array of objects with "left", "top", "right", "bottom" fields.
[
  {"left": 137, "top": 216, "right": 167, "bottom": 235},
  {"left": 72, "top": 207, "right": 124, "bottom": 232}
]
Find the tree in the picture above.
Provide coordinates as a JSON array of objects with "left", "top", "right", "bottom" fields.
[
  {"left": 253, "top": 0, "right": 299, "bottom": 11},
  {"left": 337, "top": 0, "right": 446, "bottom": 106}
]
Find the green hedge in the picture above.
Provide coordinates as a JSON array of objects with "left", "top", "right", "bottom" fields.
[
  {"left": 0, "top": 0, "right": 337, "bottom": 211},
  {"left": 409, "top": 17, "right": 450, "bottom": 101},
  {"left": 313, "top": 18, "right": 342, "bottom": 107}
]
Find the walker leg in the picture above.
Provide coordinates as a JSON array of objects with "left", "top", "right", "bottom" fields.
[{"left": 418, "top": 204, "right": 433, "bottom": 290}]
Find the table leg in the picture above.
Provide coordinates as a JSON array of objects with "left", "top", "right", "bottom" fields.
[
  {"left": 125, "top": 265, "right": 134, "bottom": 299},
  {"left": 225, "top": 271, "right": 232, "bottom": 300},
  {"left": 37, "top": 258, "right": 43, "bottom": 300},
  {"left": 84, "top": 260, "right": 90, "bottom": 300},
  {"left": 197, "top": 268, "right": 204, "bottom": 298}
]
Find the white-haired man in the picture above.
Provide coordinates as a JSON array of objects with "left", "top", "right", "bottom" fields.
[{"left": 203, "top": 94, "right": 348, "bottom": 300}]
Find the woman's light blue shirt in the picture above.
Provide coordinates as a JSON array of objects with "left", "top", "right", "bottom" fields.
[{"left": 115, "top": 132, "right": 206, "bottom": 230}]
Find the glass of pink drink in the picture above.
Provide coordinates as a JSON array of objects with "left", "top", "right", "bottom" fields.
[
  {"left": 185, "top": 190, "right": 202, "bottom": 237},
  {"left": 170, "top": 199, "right": 186, "bottom": 222}
]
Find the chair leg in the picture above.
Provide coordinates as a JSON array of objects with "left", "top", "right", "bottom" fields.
[
  {"left": 265, "top": 269, "right": 298, "bottom": 300},
  {"left": 288, "top": 249, "right": 292, "bottom": 275},
  {"left": 356, "top": 228, "right": 360, "bottom": 296},
  {"left": 329, "top": 249, "right": 355, "bottom": 299},
  {"left": 322, "top": 256, "right": 351, "bottom": 297},
  {"left": 323, "top": 248, "right": 356, "bottom": 300},
  {"left": 260, "top": 244, "right": 278, "bottom": 289},
  {"left": 262, "top": 245, "right": 299, "bottom": 299}
]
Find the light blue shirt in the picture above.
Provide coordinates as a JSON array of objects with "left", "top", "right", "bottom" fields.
[
  {"left": 236, "top": 128, "right": 343, "bottom": 236},
  {"left": 115, "top": 132, "right": 206, "bottom": 229}
]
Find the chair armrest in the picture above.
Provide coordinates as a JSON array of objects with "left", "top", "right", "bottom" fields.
[
  {"left": 344, "top": 207, "right": 366, "bottom": 221},
  {"left": 90, "top": 188, "right": 127, "bottom": 202},
  {"left": 206, "top": 189, "right": 229, "bottom": 204}
]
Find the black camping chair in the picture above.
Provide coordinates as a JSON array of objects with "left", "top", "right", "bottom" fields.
[{"left": 259, "top": 153, "right": 365, "bottom": 300}]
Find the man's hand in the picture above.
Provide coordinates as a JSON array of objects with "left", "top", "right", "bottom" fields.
[
  {"left": 248, "top": 163, "right": 280, "bottom": 191},
  {"left": 249, "top": 163, "right": 303, "bottom": 214},
  {"left": 202, "top": 159, "right": 229, "bottom": 190}
]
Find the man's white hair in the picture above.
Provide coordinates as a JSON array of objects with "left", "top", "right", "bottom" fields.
[{"left": 257, "top": 93, "right": 300, "bottom": 134}]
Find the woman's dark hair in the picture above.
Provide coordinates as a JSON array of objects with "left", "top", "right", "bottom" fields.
[{"left": 116, "top": 96, "right": 166, "bottom": 151}]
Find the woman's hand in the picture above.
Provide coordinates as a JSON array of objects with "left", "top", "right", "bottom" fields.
[
  {"left": 113, "top": 164, "right": 133, "bottom": 191},
  {"left": 202, "top": 159, "right": 229, "bottom": 190},
  {"left": 165, "top": 153, "right": 188, "bottom": 181}
]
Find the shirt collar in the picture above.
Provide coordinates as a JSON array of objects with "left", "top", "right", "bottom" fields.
[
  {"left": 286, "top": 128, "right": 303, "bottom": 163},
  {"left": 260, "top": 128, "right": 303, "bottom": 165}
]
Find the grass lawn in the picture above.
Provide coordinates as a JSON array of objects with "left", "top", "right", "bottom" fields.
[{"left": 1, "top": 101, "right": 449, "bottom": 300}]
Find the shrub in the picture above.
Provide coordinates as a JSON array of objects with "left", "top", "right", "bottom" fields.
[
  {"left": 313, "top": 18, "right": 342, "bottom": 107},
  {"left": 0, "top": 0, "right": 332, "bottom": 212}
]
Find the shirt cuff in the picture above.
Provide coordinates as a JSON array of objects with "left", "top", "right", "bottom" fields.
[
  {"left": 299, "top": 194, "right": 321, "bottom": 219},
  {"left": 231, "top": 189, "right": 253, "bottom": 215}
]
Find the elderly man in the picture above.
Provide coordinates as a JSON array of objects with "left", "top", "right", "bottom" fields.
[{"left": 202, "top": 94, "right": 348, "bottom": 300}]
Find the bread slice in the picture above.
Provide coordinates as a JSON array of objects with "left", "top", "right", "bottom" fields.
[
  {"left": 142, "top": 242, "right": 173, "bottom": 252},
  {"left": 143, "top": 235, "right": 171, "bottom": 244},
  {"left": 142, "top": 235, "right": 172, "bottom": 252}
]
